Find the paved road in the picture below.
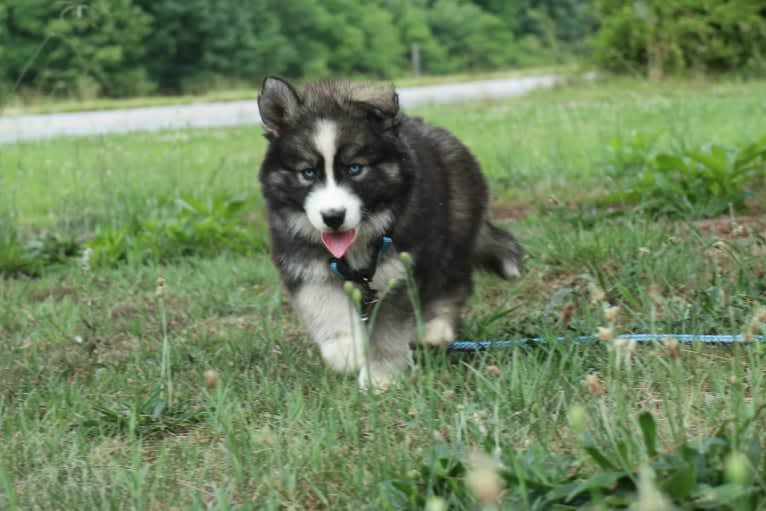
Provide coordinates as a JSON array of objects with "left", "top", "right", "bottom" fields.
[{"left": 0, "top": 75, "right": 562, "bottom": 145}]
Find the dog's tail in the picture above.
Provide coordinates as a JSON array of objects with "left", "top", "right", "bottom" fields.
[{"left": 473, "top": 221, "right": 523, "bottom": 279}]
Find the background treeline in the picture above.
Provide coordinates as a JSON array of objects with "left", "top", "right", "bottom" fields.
[
  {"left": 0, "top": 0, "right": 764, "bottom": 99},
  {"left": 593, "top": 0, "right": 766, "bottom": 80}
]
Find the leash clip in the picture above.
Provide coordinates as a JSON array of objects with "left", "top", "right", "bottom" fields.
[{"left": 328, "top": 235, "right": 393, "bottom": 322}]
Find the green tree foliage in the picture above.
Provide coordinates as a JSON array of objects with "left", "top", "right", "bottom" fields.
[
  {"left": 0, "top": 4, "right": 7, "bottom": 96},
  {"left": 593, "top": 0, "right": 766, "bottom": 79},
  {"left": 272, "top": 0, "right": 405, "bottom": 79},
  {"left": 3, "top": 0, "right": 760, "bottom": 99},
  {"left": 427, "top": 0, "right": 519, "bottom": 71},
  {"left": 2, "top": 0, "right": 49, "bottom": 92},
  {"left": 133, "top": 0, "right": 213, "bottom": 91},
  {"left": 3, "top": 0, "right": 153, "bottom": 97},
  {"left": 380, "top": 0, "right": 449, "bottom": 74},
  {"left": 2, "top": 0, "right": 594, "bottom": 98},
  {"left": 135, "top": 0, "right": 294, "bottom": 92},
  {"left": 0, "top": 5, "right": 6, "bottom": 64},
  {"left": 475, "top": 0, "right": 592, "bottom": 64}
]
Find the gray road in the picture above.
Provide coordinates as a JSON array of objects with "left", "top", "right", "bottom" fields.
[{"left": 0, "top": 75, "right": 562, "bottom": 145}]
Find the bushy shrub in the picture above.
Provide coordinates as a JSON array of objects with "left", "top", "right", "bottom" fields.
[{"left": 593, "top": 0, "right": 766, "bottom": 78}]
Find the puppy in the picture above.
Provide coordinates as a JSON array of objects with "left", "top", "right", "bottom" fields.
[{"left": 257, "top": 77, "right": 522, "bottom": 388}]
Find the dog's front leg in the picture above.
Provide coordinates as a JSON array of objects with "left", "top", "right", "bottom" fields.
[
  {"left": 358, "top": 288, "right": 415, "bottom": 389},
  {"left": 292, "top": 282, "right": 367, "bottom": 373}
]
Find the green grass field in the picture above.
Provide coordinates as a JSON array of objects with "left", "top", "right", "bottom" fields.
[{"left": 1, "top": 78, "right": 766, "bottom": 510}]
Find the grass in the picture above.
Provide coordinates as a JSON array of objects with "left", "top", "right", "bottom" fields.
[
  {"left": 1, "top": 77, "right": 766, "bottom": 509},
  {"left": 0, "top": 65, "right": 572, "bottom": 117}
]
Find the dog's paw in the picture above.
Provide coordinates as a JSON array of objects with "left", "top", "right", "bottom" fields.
[
  {"left": 319, "top": 335, "right": 366, "bottom": 373},
  {"left": 501, "top": 258, "right": 521, "bottom": 279},
  {"left": 358, "top": 363, "right": 398, "bottom": 391},
  {"left": 422, "top": 317, "right": 456, "bottom": 347}
]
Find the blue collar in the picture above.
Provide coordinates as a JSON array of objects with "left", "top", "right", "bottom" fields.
[{"left": 329, "top": 235, "right": 392, "bottom": 282}]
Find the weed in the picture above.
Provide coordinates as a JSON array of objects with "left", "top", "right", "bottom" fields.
[
  {"left": 0, "top": 214, "right": 79, "bottom": 277},
  {"left": 602, "top": 130, "right": 659, "bottom": 180},
  {"left": 611, "top": 137, "right": 766, "bottom": 218},
  {"left": 77, "top": 384, "right": 207, "bottom": 438},
  {"left": 25, "top": 232, "right": 81, "bottom": 266},
  {"left": 0, "top": 194, "right": 268, "bottom": 275},
  {"left": 87, "top": 194, "right": 267, "bottom": 267},
  {"left": 388, "top": 407, "right": 766, "bottom": 509},
  {"left": 0, "top": 218, "right": 41, "bottom": 277}
]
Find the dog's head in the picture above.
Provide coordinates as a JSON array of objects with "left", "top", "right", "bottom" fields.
[{"left": 258, "top": 76, "right": 411, "bottom": 258}]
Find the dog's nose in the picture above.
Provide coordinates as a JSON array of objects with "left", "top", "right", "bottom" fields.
[{"left": 321, "top": 209, "right": 346, "bottom": 230}]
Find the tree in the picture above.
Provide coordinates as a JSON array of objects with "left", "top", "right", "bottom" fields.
[
  {"left": 196, "top": 0, "right": 292, "bottom": 87},
  {"left": 1, "top": 0, "right": 609, "bottom": 99},
  {"left": 320, "top": 0, "right": 405, "bottom": 77},
  {"left": 133, "top": 0, "right": 209, "bottom": 91},
  {"left": 269, "top": 0, "right": 334, "bottom": 78},
  {"left": 2, "top": 0, "right": 49, "bottom": 90},
  {"left": 593, "top": 0, "right": 766, "bottom": 79},
  {"left": 0, "top": 4, "right": 7, "bottom": 94},
  {"left": 380, "top": 0, "right": 449, "bottom": 74},
  {"left": 137, "top": 0, "right": 295, "bottom": 92},
  {"left": 2, "top": 0, "right": 154, "bottom": 97},
  {"left": 428, "top": 0, "right": 518, "bottom": 72},
  {"left": 474, "top": 0, "right": 593, "bottom": 62}
]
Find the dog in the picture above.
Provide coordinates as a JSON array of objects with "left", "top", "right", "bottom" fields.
[{"left": 257, "top": 76, "right": 522, "bottom": 388}]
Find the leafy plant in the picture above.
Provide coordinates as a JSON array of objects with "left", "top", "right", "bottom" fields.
[
  {"left": 24, "top": 232, "right": 80, "bottom": 266},
  {"left": 77, "top": 384, "right": 206, "bottom": 438},
  {"left": 602, "top": 130, "right": 659, "bottom": 180},
  {"left": 611, "top": 137, "right": 766, "bottom": 219},
  {"left": 0, "top": 215, "right": 80, "bottom": 277},
  {"left": 87, "top": 194, "right": 267, "bottom": 267},
  {"left": 2, "top": 194, "right": 266, "bottom": 275},
  {"left": 0, "top": 221, "right": 40, "bottom": 277},
  {"left": 386, "top": 408, "right": 766, "bottom": 510}
]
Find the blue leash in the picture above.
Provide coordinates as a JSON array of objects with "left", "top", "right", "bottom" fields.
[
  {"left": 326, "top": 236, "right": 766, "bottom": 351},
  {"left": 447, "top": 334, "right": 766, "bottom": 352}
]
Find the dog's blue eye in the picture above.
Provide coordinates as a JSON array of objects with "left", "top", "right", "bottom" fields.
[
  {"left": 348, "top": 163, "right": 363, "bottom": 176},
  {"left": 301, "top": 168, "right": 317, "bottom": 180}
]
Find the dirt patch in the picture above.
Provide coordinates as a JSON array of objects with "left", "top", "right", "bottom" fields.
[
  {"left": 185, "top": 312, "right": 261, "bottom": 337},
  {"left": 28, "top": 284, "right": 78, "bottom": 303},
  {"left": 490, "top": 202, "right": 531, "bottom": 221},
  {"left": 685, "top": 214, "right": 766, "bottom": 240},
  {"left": 89, "top": 333, "right": 142, "bottom": 364}
]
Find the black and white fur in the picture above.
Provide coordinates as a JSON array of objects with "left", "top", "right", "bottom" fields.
[{"left": 258, "top": 76, "right": 522, "bottom": 388}]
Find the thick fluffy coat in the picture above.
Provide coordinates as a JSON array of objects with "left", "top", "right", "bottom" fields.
[{"left": 258, "top": 77, "right": 521, "bottom": 387}]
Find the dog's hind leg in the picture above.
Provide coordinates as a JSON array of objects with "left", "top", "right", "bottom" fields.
[
  {"left": 421, "top": 290, "right": 469, "bottom": 347},
  {"left": 473, "top": 221, "right": 523, "bottom": 279}
]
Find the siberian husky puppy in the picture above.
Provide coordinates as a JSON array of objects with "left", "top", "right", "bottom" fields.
[{"left": 258, "top": 76, "right": 522, "bottom": 388}]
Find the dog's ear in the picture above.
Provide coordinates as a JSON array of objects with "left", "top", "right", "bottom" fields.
[
  {"left": 351, "top": 84, "right": 399, "bottom": 130},
  {"left": 258, "top": 76, "right": 300, "bottom": 137}
]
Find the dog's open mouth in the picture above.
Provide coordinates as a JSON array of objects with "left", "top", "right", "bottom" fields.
[{"left": 321, "top": 229, "right": 357, "bottom": 258}]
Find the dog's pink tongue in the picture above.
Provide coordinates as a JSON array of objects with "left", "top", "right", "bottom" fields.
[{"left": 321, "top": 230, "right": 357, "bottom": 258}]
